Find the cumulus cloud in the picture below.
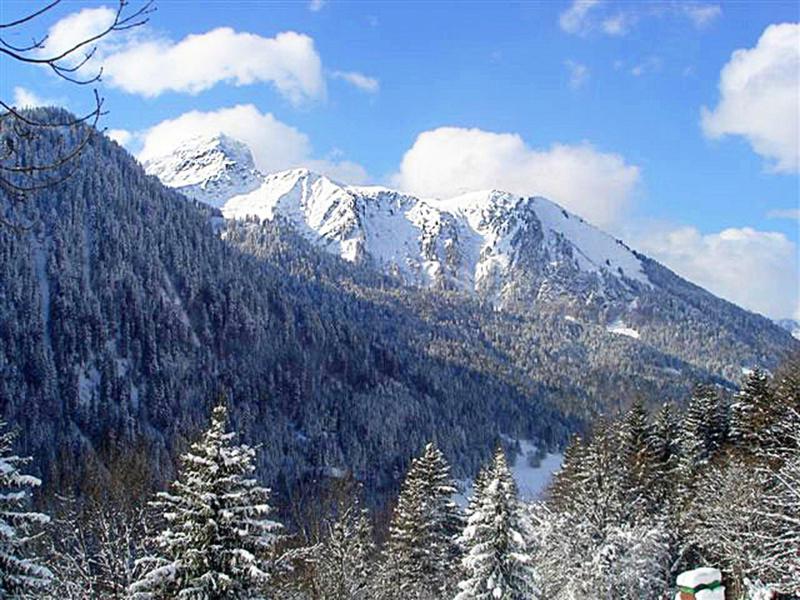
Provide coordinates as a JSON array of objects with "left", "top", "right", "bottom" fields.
[
  {"left": 12, "top": 87, "right": 58, "bottom": 108},
  {"left": 392, "top": 127, "right": 639, "bottom": 228},
  {"left": 565, "top": 60, "right": 590, "bottom": 89},
  {"left": 702, "top": 23, "right": 800, "bottom": 173},
  {"left": 101, "top": 28, "right": 325, "bottom": 103},
  {"left": 38, "top": 6, "right": 117, "bottom": 60},
  {"left": 40, "top": 8, "right": 326, "bottom": 104},
  {"left": 330, "top": 70, "right": 380, "bottom": 93},
  {"left": 635, "top": 225, "right": 799, "bottom": 319},
  {"left": 137, "top": 104, "right": 368, "bottom": 183},
  {"left": 106, "top": 129, "right": 134, "bottom": 147}
]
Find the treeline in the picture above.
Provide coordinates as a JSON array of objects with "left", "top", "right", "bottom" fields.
[{"left": 0, "top": 358, "right": 797, "bottom": 599}]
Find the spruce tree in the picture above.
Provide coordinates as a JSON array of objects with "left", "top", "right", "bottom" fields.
[
  {"left": 729, "top": 368, "right": 774, "bottom": 454},
  {"left": 546, "top": 433, "right": 584, "bottom": 513},
  {"left": 456, "top": 447, "right": 538, "bottom": 600},
  {"left": 648, "top": 402, "right": 681, "bottom": 504},
  {"left": 679, "top": 384, "right": 727, "bottom": 494},
  {"left": 617, "top": 399, "right": 654, "bottom": 520},
  {"left": 0, "top": 422, "right": 52, "bottom": 596},
  {"left": 380, "top": 442, "right": 462, "bottom": 599},
  {"left": 129, "top": 404, "right": 282, "bottom": 599},
  {"left": 574, "top": 417, "right": 624, "bottom": 531}
]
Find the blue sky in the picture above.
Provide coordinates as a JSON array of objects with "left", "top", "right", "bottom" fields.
[{"left": 3, "top": 0, "right": 799, "bottom": 318}]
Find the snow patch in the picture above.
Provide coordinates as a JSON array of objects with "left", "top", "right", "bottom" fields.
[
  {"left": 510, "top": 441, "right": 564, "bottom": 501},
  {"left": 607, "top": 319, "right": 640, "bottom": 339}
]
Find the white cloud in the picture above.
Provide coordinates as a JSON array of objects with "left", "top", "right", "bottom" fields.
[
  {"left": 565, "top": 60, "right": 590, "bottom": 89},
  {"left": 308, "top": 0, "right": 326, "bottom": 11},
  {"left": 12, "top": 87, "right": 57, "bottom": 108},
  {"left": 702, "top": 23, "right": 800, "bottom": 173},
  {"left": 41, "top": 8, "right": 326, "bottom": 104},
  {"left": 137, "top": 104, "right": 368, "bottom": 183},
  {"left": 681, "top": 3, "right": 722, "bottom": 28},
  {"left": 559, "top": 0, "right": 602, "bottom": 35},
  {"left": 630, "top": 56, "right": 662, "bottom": 77},
  {"left": 559, "top": 1, "right": 721, "bottom": 36},
  {"left": 106, "top": 128, "right": 133, "bottom": 146},
  {"left": 100, "top": 28, "right": 325, "bottom": 103},
  {"left": 635, "top": 225, "right": 799, "bottom": 319},
  {"left": 38, "top": 6, "right": 117, "bottom": 60},
  {"left": 601, "top": 13, "right": 634, "bottom": 36},
  {"left": 330, "top": 70, "right": 380, "bottom": 93},
  {"left": 392, "top": 127, "right": 639, "bottom": 228},
  {"left": 767, "top": 207, "right": 800, "bottom": 220}
]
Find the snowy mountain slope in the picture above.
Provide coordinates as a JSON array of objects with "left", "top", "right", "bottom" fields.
[
  {"left": 145, "top": 136, "right": 799, "bottom": 380},
  {"left": 223, "top": 173, "right": 653, "bottom": 300}
]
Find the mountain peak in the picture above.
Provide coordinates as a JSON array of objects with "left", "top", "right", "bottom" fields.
[{"left": 143, "top": 133, "right": 262, "bottom": 208}]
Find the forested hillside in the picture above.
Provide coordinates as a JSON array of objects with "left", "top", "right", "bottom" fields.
[{"left": 0, "top": 110, "right": 796, "bottom": 505}]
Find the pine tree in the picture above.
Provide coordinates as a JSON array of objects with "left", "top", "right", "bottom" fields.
[
  {"left": 0, "top": 422, "right": 52, "bottom": 596},
  {"left": 380, "top": 442, "right": 462, "bottom": 599},
  {"left": 129, "top": 404, "right": 282, "bottom": 599},
  {"left": 729, "top": 368, "right": 774, "bottom": 454},
  {"left": 456, "top": 447, "right": 539, "bottom": 600}
]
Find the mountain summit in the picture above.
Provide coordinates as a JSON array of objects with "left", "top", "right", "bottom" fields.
[{"left": 143, "top": 134, "right": 262, "bottom": 207}]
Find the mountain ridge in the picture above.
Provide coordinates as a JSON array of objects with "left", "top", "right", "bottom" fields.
[{"left": 145, "top": 135, "right": 797, "bottom": 383}]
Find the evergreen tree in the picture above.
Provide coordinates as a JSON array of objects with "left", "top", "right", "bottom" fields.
[
  {"left": 729, "top": 368, "right": 774, "bottom": 454},
  {"left": 0, "top": 422, "right": 52, "bottom": 597},
  {"left": 306, "top": 500, "right": 375, "bottom": 600},
  {"left": 546, "top": 433, "right": 584, "bottom": 512},
  {"left": 679, "top": 384, "right": 728, "bottom": 492},
  {"left": 456, "top": 448, "right": 539, "bottom": 600},
  {"left": 617, "top": 399, "right": 654, "bottom": 520},
  {"left": 380, "top": 442, "right": 462, "bottom": 599},
  {"left": 574, "top": 417, "right": 624, "bottom": 531},
  {"left": 129, "top": 404, "right": 282, "bottom": 599}
]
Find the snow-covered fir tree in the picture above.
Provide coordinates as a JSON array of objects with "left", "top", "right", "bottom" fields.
[
  {"left": 0, "top": 422, "right": 52, "bottom": 596},
  {"left": 678, "top": 384, "right": 728, "bottom": 493},
  {"left": 456, "top": 447, "right": 538, "bottom": 600},
  {"left": 647, "top": 402, "right": 681, "bottom": 512},
  {"left": 545, "top": 433, "right": 584, "bottom": 513},
  {"left": 305, "top": 498, "right": 375, "bottom": 600},
  {"left": 379, "top": 442, "right": 462, "bottom": 599},
  {"left": 729, "top": 368, "right": 774, "bottom": 454},
  {"left": 129, "top": 403, "right": 282, "bottom": 599},
  {"left": 617, "top": 399, "right": 655, "bottom": 520}
]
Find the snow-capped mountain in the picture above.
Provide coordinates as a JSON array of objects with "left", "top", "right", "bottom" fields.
[
  {"left": 143, "top": 134, "right": 262, "bottom": 208},
  {"left": 146, "top": 138, "right": 651, "bottom": 305},
  {"left": 143, "top": 136, "right": 799, "bottom": 379}
]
